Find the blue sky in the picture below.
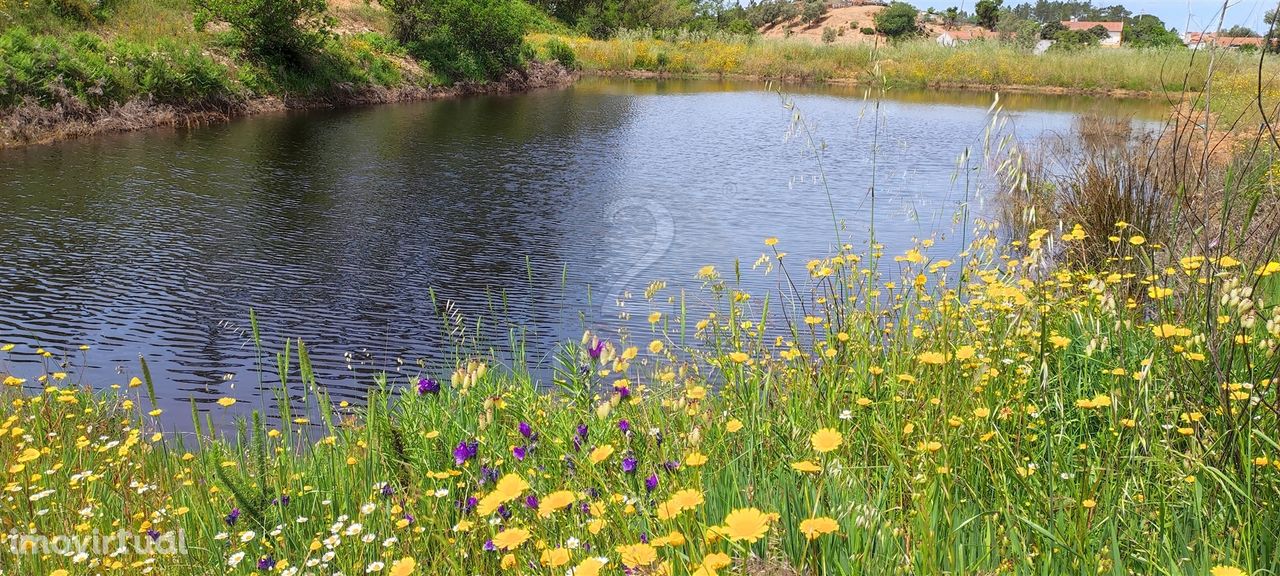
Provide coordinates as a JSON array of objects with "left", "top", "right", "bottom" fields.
[{"left": 910, "top": 1, "right": 1275, "bottom": 32}]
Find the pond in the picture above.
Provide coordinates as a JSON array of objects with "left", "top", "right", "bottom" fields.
[{"left": 0, "top": 77, "right": 1167, "bottom": 427}]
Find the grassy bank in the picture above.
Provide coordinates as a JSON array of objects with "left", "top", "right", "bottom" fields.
[
  {"left": 531, "top": 31, "right": 1280, "bottom": 114},
  {"left": 0, "top": 0, "right": 571, "bottom": 146},
  {"left": 3, "top": 217, "right": 1280, "bottom": 574}
]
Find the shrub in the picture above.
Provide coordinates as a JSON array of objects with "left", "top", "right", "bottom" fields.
[
  {"left": 541, "top": 37, "right": 578, "bottom": 69},
  {"left": 821, "top": 26, "right": 837, "bottom": 44},
  {"left": 192, "top": 0, "right": 332, "bottom": 62},
  {"left": 860, "top": 26, "right": 875, "bottom": 35},
  {"left": 385, "top": 0, "right": 528, "bottom": 82},
  {"left": 873, "top": 2, "right": 918, "bottom": 39}
]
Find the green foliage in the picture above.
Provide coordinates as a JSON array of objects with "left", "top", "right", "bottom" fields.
[
  {"left": 0, "top": 26, "right": 237, "bottom": 108},
  {"left": 192, "top": 0, "right": 333, "bottom": 62},
  {"left": 821, "top": 25, "right": 836, "bottom": 44},
  {"left": 874, "top": 2, "right": 918, "bottom": 39},
  {"left": 385, "top": 0, "right": 529, "bottom": 82},
  {"left": 800, "top": 0, "right": 824, "bottom": 26},
  {"left": 1122, "top": 15, "right": 1181, "bottom": 49},
  {"left": 1222, "top": 25, "right": 1259, "bottom": 38},
  {"left": 539, "top": 36, "right": 578, "bottom": 68},
  {"left": 996, "top": 11, "right": 1039, "bottom": 49},
  {"left": 1039, "top": 19, "right": 1063, "bottom": 39},
  {"left": 1008, "top": 0, "right": 1129, "bottom": 23},
  {"left": 1051, "top": 27, "right": 1098, "bottom": 50},
  {"left": 975, "top": 0, "right": 1001, "bottom": 30},
  {"left": 860, "top": 26, "right": 875, "bottom": 35}
]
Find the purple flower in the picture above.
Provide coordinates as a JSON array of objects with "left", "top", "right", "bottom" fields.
[
  {"left": 645, "top": 473, "right": 659, "bottom": 492},
  {"left": 618, "top": 419, "right": 631, "bottom": 434},
  {"left": 146, "top": 529, "right": 161, "bottom": 541},
  {"left": 576, "top": 423, "right": 588, "bottom": 439},
  {"left": 525, "top": 494, "right": 539, "bottom": 509},
  {"left": 617, "top": 386, "right": 631, "bottom": 399},
  {"left": 461, "top": 496, "right": 478, "bottom": 513},
  {"left": 454, "top": 440, "right": 478, "bottom": 465},
  {"left": 639, "top": 532, "right": 649, "bottom": 544},
  {"left": 519, "top": 421, "right": 533, "bottom": 439},
  {"left": 663, "top": 460, "right": 680, "bottom": 473},
  {"left": 258, "top": 556, "right": 276, "bottom": 571},
  {"left": 417, "top": 377, "right": 440, "bottom": 395},
  {"left": 622, "top": 456, "right": 637, "bottom": 474},
  {"left": 513, "top": 445, "right": 527, "bottom": 461},
  {"left": 404, "top": 513, "right": 415, "bottom": 525},
  {"left": 484, "top": 539, "right": 496, "bottom": 552},
  {"left": 224, "top": 508, "right": 240, "bottom": 526},
  {"left": 588, "top": 340, "right": 606, "bottom": 360},
  {"left": 498, "top": 505, "right": 513, "bottom": 520},
  {"left": 381, "top": 484, "right": 394, "bottom": 498}
]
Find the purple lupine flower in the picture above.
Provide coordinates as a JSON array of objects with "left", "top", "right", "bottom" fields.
[
  {"left": 663, "top": 460, "right": 680, "bottom": 473},
  {"left": 519, "top": 421, "right": 533, "bottom": 439},
  {"left": 588, "top": 340, "right": 605, "bottom": 360},
  {"left": 381, "top": 484, "right": 394, "bottom": 498},
  {"left": 454, "top": 440, "right": 478, "bottom": 465},
  {"left": 459, "top": 496, "right": 478, "bottom": 514},
  {"left": 404, "top": 513, "right": 415, "bottom": 525},
  {"left": 513, "top": 445, "right": 527, "bottom": 461},
  {"left": 417, "top": 377, "right": 440, "bottom": 395},
  {"left": 572, "top": 436, "right": 583, "bottom": 452},
  {"left": 524, "top": 494, "right": 539, "bottom": 509},
  {"left": 484, "top": 539, "right": 497, "bottom": 552},
  {"left": 645, "top": 473, "right": 659, "bottom": 492},
  {"left": 618, "top": 419, "right": 631, "bottom": 434},
  {"left": 576, "top": 423, "right": 588, "bottom": 439},
  {"left": 483, "top": 466, "right": 501, "bottom": 485},
  {"left": 622, "top": 456, "right": 637, "bottom": 474},
  {"left": 147, "top": 529, "right": 161, "bottom": 541},
  {"left": 225, "top": 508, "right": 240, "bottom": 526},
  {"left": 498, "top": 505, "right": 513, "bottom": 520},
  {"left": 258, "top": 556, "right": 276, "bottom": 570},
  {"left": 617, "top": 386, "right": 631, "bottom": 399},
  {"left": 639, "top": 532, "right": 649, "bottom": 544}
]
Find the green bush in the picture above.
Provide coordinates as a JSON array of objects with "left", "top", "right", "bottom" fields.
[
  {"left": 541, "top": 37, "right": 578, "bottom": 69},
  {"left": 192, "top": 0, "right": 333, "bottom": 62},
  {"left": 874, "top": 2, "right": 918, "bottom": 39},
  {"left": 386, "top": 0, "right": 528, "bottom": 82},
  {"left": 0, "top": 26, "right": 237, "bottom": 108}
]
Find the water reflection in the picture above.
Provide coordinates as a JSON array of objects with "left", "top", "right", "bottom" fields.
[{"left": 0, "top": 78, "right": 1163, "bottom": 428}]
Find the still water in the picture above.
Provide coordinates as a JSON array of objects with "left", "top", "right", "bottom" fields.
[{"left": 0, "top": 77, "right": 1165, "bottom": 425}]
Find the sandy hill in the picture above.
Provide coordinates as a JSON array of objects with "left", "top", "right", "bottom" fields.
[{"left": 759, "top": 4, "right": 985, "bottom": 45}]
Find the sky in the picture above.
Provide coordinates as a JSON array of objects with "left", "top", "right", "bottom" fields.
[{"left": 911, "top": 0, "right": 1276, "bottom": 32}]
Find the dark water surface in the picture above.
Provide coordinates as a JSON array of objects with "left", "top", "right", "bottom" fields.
[{"left": 0, "top": 77, "right": 1165, "bottom": 426}]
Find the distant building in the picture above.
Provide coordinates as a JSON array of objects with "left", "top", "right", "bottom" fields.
[
  {"left": 936, "top": 28, "right": 1000, "bottom": 47},
  {"left": 1185, "top": 32, "right": 1270, "bottom": 50},
  {"left": 1060, "top": 21, "right": 1124, "bottom": 46}
]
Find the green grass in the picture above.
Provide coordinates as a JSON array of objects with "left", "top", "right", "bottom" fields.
[{"left": 3, "top": 207, "right": 1280, "bottom": 574}]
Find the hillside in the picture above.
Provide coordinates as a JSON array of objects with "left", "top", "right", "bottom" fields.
[{"left": 758, "top": 4, "right": 989, "bottom": 45}]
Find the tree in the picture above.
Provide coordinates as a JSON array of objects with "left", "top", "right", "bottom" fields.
[
  {"left": 943, "top": 6, "right": 960, "bottom": 27},
  {"left": 874, "top": 1, "right": 919, "bottom": 38},
  {"left": 1122, "top": 15, "right": 1181, "bottom": 48},
  {"left": 1039, "top": 20, "right": 1064, "bottom": 39},
  {"left": 1051, "top": 27, "right": 1098, "bottom": 50},
  {"left": 801, "top": 0, "right": 826, "bottom": 26},
  {"left": 1222, "top": 25, "right": 1259, "bottom": 38},
  {"left": 385, "top": 0, "right": 529, "bottom": 81},
  {"left": 997, "top": 12, "right": 1039, "bottom": 49},
  {"left": 193, "top": 0, "right": 332, "bottom": 62},
  {"left": 975, "top": 0, "right": 1002, "bottom": 30}
]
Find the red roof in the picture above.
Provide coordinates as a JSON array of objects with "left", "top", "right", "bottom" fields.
[
  {"left": 1187, "top": 32, "right": 1267, "bottom": 47},
  {"left": 1061, "top": 21, "right": 1124, "bottom": 33}
]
